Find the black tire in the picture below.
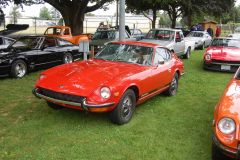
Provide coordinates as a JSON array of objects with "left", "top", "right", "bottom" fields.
[
  {"left": 47, "top": 101, "right": 64, "bottom": 110},
  {"left": 201, "top": 42, "right": 205, "bottom": 50},
  {"left": 109, "top": 89, "right": 136, "bottom": 125},
  {"left": 212, "top": 142, "right": 228, "bottom": 160},
  {"left": 183, "top": 47, "right": 190, "bottom": 59},
  {"left": 10, "top": 59, "right": 27, "bottom": 78},
  {"left": 164, "top": 73, "right": 178, "bottom": 96},
  {"left": 63, "top": 53, "right": 73, "bottom": 64}
]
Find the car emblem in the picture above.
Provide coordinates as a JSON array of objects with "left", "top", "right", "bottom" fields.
[{"left": 59, "top": 85, "right": 64, "bottom": 89}]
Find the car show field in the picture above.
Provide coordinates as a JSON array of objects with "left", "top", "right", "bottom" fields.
[{"left": 0, "top": 50, "right": 233, "bottom": 159}]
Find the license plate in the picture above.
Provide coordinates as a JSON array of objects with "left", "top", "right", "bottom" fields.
[{"left": 221, "top": 65, "right": 231, "bottom": 70}]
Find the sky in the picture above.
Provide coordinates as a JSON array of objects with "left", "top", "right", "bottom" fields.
[{"left": 2, "top": 0, "right": 240, "bottom": 17}]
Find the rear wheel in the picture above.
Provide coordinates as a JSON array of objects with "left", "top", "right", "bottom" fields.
[
  {"left": 164, "top": 73, "right": 178, "bottom": 96},
  {"left": 63, "top": 53, "right": 73, "bottom": 64},
  {"left": 183, "top": 47, "right": 190, "bottom": 59},
  {"left": 47, "top": 101, "right": 64, "bottom": 110},
  {"left": 10, "top": 60, "right": 27, "bottom": 78},
  {"left": 109, "top": 89, "right": 136, "bottom": 125}
]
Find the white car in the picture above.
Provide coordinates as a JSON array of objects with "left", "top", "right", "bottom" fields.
[
  {"left": 185, "top": 31, "right": 212, "bottom": 49},
  {"left": 228, "top": 33, "right": 240, "bottom": 39}
]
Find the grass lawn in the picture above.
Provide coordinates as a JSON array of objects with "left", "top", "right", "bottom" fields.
[{"left": 0, "top": 50, "right": 233, "bottom": 160}]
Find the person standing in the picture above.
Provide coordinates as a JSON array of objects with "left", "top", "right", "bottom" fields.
[
  {"left": 207, "top": 26, "right": 214, "bottom": 37},
  {"left": 215, "top": 26, "right": 221, "bottom": 37}
]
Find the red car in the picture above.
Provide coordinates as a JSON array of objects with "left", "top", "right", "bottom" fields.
[
  {"left": 212, "top": 68, "right": 240, "bottom": 159},
  {"left": 203, "top": 37, "right": 240, "bottom": 72},
  {"left": 33, "top": 41, "right": 184, "bottom": 124}
]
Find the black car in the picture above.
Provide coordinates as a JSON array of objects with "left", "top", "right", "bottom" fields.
[
  {"left": 0, "top": 36, "right": 15, "bottom": 50},
  {"left": 0, "top": 36, "right": 81, "bottom": 78}
]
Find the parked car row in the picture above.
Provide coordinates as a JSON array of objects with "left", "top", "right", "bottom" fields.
[{"left": 2, "top": 25, "right": 240, "bottom": 159}]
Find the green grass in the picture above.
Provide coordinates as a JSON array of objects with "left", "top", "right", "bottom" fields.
[{"left": 0, "top": 50, "right": 233, "bottom": 160}]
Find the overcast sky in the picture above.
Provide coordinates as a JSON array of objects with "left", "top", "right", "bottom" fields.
[{"left": 2, "top": 0, "right": 240, "bottom": 17}]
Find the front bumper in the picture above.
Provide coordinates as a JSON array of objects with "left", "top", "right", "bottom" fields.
[
  {"left": 32, "top": 88, "right": 115, "bottom": 111},
  {"left": 212, "top": 135, "right": 240, "bottom": 159},
  {"left": 203, "top": 62, "right": 239, "bottom": 73}
]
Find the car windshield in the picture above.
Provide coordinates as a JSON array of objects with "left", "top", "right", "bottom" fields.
[
  {"left": 95, "top": 43, "right": 154, "bottom": 65},
  {"left": 92, "top": 30, "right": 116, "bottom": 40},
  {"left": 211, "top": 38, "right": 240, "bottom": 48},
  {"left": 146, "top": 30, "right": 175, "bottom": 41},
  {"left": 187, "top": 32, "right": 204, "bottom": 37},
  {"left": 11, "top": 37, "right": 43, "bottom": 49}
]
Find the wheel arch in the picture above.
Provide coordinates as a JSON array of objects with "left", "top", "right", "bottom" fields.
[{"left": 125, "top": 85, "right": 140, "bottom": 102}]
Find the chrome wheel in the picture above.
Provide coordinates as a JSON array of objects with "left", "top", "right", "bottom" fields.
[
  {"left": 170, "top": 76, "right": 178, "bottom": 95},
  {"left": 121, "top": 96, "right": 132, "bottom": 118},
  {"left": 14, "top": 62, "right": 26, "bottom": 78},
  {"left": 63, "top": 53, "right": 73, "bottom": 64}
]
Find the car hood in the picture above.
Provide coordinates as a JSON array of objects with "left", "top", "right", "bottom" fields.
[
  {"left": 185, "top": 37, "right": 201, "bottom": 42},
  {"left": 37, "top": 59, "right": 148, "bottom": 97},
  {"left": 217, "top": 79, "right": 240, "bottom": 129},
  {"left": 206, "top": 46, "right": 240, "bottom": 61},
  {"left": 140, "top": 39, "right": 172, "bottom": 46}
]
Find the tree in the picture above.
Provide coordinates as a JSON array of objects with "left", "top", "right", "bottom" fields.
[
  {"left": 126, "top": 0, "right": 166, "bottom": 29},
  {"left": 9, "top": 5, "right": 21, "bottom": 24},
  {"left": 39, "top": 6, "right": 51, "bottom": 19},
  {"left": 2, "top": 0, "right": 113, "bottom": 35},
  {"left": 50, "top": 6, "right": 61, "bottom": 19}
]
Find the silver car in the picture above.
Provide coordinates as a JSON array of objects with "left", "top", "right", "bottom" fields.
[{"left": 185, "top": 31, "right": 212, "bottom": 49}]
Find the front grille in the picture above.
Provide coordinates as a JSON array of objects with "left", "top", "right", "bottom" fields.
[
  {"left": 212, "top": 60, "right": 240, "bottom": 65},
  {"left": 38, "top": 87, "right": 85, "bottom": 103}
]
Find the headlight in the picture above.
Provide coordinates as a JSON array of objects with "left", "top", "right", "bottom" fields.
[
  {"left": 205, "top": 54, "right": 211, "bottom": 61},
  {"left": 100, "top": 87, "right": 111, "bottom": 99},
  {"left": 39, "top": 74, "right": 46, "bottom": 80},
  {"left": 218, "top": 118, "right": 236, "bottom": 134}
]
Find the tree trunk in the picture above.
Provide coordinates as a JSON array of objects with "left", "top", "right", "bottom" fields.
[
  {"left": 152, "top": 8, "right": 157, "bottom": 29},
  {"left": 187, "top": 14, "right": 192, "bottom": 29}
]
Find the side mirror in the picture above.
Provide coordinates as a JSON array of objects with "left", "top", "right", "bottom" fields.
[
  {"left": 157, "top": 59, "right": 165, "bottom": 66},
  {"left": 176, "top": 38, "right": 181, "bottom": 42}
]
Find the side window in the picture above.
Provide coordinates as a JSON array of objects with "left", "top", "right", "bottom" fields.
[
  {"left": 154, "top": 48, "right": 171, "bottom": 65},
  {"left": 43, "top": 37, "right": 57, "bottom": 47},
  {"left": 64, "top": 28, "right": 70, "bottom": 35}
]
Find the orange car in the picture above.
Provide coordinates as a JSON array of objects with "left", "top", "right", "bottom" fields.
[
  {"left": 212, "top": 68, "right": 240, "bottom": 159},
  {"left": 44, "top": 26, "right": 89, "bottom": 45}
]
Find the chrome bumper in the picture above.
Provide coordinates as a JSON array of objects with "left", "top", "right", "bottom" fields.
[
  {"left": 32, "top": 88, "right": 115, "bottom": 110},
  {"left": 212, "top": 135, "right": 240, "bottom": 159}
]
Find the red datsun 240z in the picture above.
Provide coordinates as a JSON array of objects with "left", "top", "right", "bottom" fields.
[{"left": 33, "top": 41, "right": 184, "bottom": 124}]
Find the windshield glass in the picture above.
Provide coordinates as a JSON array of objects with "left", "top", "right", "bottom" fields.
[
  {"left": 187, "top": 32, "right": 204, "bottom": 37},
  {"left": 146, "top": 29, "right": 175, "bottom": 41},
  {"left": 95, "top": 43, "right": 154, "bottom": 65},
  {"left": 92, "top": 30, "right": 116, "bottom": 40},
  {"left": 211, "top": 38, "right": 240, "bottom": 48},
  {"left": 11, "top": 37, "right": 43, "bottom": 49}
]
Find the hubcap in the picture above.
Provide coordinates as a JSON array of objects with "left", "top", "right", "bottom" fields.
[
  {"left": 121, "top": 96, "right": 132, "bottom": 118},
  {"left": 15, "top": 63, "right": 26, "bottom": 77},
  {"left": 170, "top": 77, "right": 178, "bottom": 94},
  {"left": 64, "top": 54, "right": 73, "bottom": 64}
]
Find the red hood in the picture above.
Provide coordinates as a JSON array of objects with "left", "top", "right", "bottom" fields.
[
  {"left": 37, "top": 59, "right": 148, "bottom": 96},
  {"left": 206, "top": 46, "right": 240, "bottom": 61}
]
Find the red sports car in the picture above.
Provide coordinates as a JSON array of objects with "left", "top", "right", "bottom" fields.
[
  {"left": 203, "top": 37, "right": 240, "bottom": 72},
  {"left": 33, "top": 41, "right": 184, "bottom": 124},
  {"left": 212, "top": 68, "right": 240, "bottom": 159}
]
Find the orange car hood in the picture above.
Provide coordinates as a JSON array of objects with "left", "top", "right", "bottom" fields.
[{"left": 37, "top": 59, "right": 148, "bottom": 97}]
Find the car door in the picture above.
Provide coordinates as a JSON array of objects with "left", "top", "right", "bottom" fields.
[
  {"left": 174, "top": 31, "right": 185, "bottom": 56},
  {"left": 149, "top": 47, "right": 173, "bottom": 91},
  {"left": 36, "top": 37, "right": 62, "bottom": 67}
]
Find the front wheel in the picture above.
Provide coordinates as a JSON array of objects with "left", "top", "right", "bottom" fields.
[
  {"left": 109, "top": 89, "right": 136, "bottom": 125},
  {"left": 63, "top": 53, "right": 73, "bottom": 64},
  {"left": 183, "top": 47, "right": 190, "bottom": 59},
  {"left": 164, "top": 73, "right": 178, "bottom": 96},
  {"left": 10, "top": 60, "right": 27, "bottom": 78},
  {"left": 212, "top": 142, "right": 228, "bottom": 160}
]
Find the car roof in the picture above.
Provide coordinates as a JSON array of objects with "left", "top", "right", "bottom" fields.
[{"left": 111, "top": 41, "right": 162, "bottom": 48}]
